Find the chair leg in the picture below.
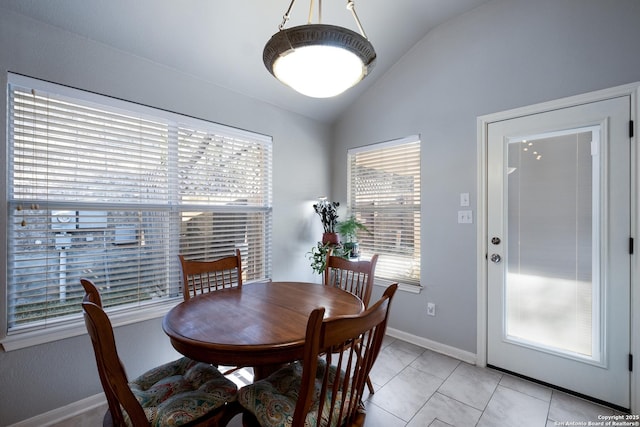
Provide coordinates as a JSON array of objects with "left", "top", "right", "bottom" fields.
[
  {"left": 366, "top": 375, "right": 375, "bottom": 394},
  {"left": 222, "top": 366, "right": 241, "bottom": 376},
  {"left": 351, "top": 402, "right": 367, "bottom": 427}
]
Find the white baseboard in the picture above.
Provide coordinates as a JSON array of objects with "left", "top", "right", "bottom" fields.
[
  {"left": 386, "top": 327, "right": 477, "bottom": 365},
  {"left": 9, "top": 393, "right": 106, "bottom": 427}
]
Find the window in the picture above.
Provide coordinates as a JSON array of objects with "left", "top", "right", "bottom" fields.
[
  {"left": 3, "top": 74, "right": 272, "bottom": 347},
  {"left": 348, "top": 136, "right": 421, "bottom": 287}
]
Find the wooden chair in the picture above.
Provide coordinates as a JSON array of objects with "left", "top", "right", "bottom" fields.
[
  {"left": 238, "top": 283, "right": 398, "bottom": 427},
  {"left": 324, "top": 251, "right": 378, "bottom": 309},
  {"left": 324, "top": 251, "right": 379, "bottom": 393},
  {"left": 179, "top": 249, "right": 243, "bottom": 301},
  {"left": 179, "top": 249, "right": 245, "bottom": 375},
  {"left": 80, "top": 278, "right": 241, "bottom": 427}
]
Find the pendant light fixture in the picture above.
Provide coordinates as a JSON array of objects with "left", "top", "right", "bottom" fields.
[{"left": 263, "top": 0, "right": 377, "bottom": 98}]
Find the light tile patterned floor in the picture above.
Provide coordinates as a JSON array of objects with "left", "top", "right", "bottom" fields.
[
  {"left": 55, "top": 337, "right": 625, "bottom": 427},
  {"left": 364, "top": 337, "right": 625, "bottom": 427}
]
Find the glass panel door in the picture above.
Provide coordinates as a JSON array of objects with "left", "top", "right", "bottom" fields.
[{"left": 486, "top": 95, "right": 630, "bottom": 408}]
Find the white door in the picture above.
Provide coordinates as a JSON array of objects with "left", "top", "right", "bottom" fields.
[{"left": 487, "top": 96, "right": 631, "bottom": 408}]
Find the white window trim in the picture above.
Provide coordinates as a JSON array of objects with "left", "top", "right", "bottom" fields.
[
  {"left": 374, "top": 277, "right": 422, "bottom": 294},
  {"left": 1, "top": 298, "right": 180, "bottom": 351}
]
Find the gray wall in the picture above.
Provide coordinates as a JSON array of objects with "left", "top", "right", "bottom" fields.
[
  {"left": 332, "top": 0, "right": 640, "bottom": 353},
  {"left": 0, "top": 7, "right": 329, "bottom": 425},
  {"left": 3, "top": 0, "right": 640, "bottom": 424}
]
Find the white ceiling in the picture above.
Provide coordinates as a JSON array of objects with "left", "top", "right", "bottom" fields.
[{"left": 2, "top": 0, "right": 490, "bottom": 123}]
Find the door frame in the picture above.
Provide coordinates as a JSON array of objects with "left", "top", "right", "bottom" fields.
[{"left": 476, "top": 82, "right": 640, "bottom": 412}]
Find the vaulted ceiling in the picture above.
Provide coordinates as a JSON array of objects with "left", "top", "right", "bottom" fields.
[{"left": 2, "top": 0, "right": 490, "bottom": 123}]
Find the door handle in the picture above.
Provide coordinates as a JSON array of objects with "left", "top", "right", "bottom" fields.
[{"left": 490, "top": 254, "right": 502, "bottom": 263}]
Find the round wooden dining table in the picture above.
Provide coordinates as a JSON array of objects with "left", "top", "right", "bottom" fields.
[{"left": 162, "top": 281, "right": 364, "bottom": 379}]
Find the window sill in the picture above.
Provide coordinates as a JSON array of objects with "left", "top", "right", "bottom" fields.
[
  {"left": 1, "top": 299, "right": 181, "bottom": 352},
  {"left": 374, "top": 278, "right": 422, "bottom": 294}
]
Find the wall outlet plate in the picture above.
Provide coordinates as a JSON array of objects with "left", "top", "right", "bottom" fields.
[{"left": 427, "top": 302, "right": 436, "bottom": 316}]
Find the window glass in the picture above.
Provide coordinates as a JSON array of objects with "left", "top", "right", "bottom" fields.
[
  {"left": 5, "top": 75, "right": 272, "bottom": 335},
  {"left": 348, "top": 136, "right": 421, "bottom": 286}
]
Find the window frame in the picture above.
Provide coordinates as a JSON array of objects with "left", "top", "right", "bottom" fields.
[
  {"left": 1, "top": 73, "right": 273, "bottom": 350},
  {"left": 347, "top": 135, "right": 422, "bottom": 293}
]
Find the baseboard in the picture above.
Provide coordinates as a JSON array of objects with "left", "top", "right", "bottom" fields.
[
  {"left": 386, "top": 327, "right": 477, "bottom": 365},
  {"left": 9, "top": 392, "right": 106, "bottom": 427}
]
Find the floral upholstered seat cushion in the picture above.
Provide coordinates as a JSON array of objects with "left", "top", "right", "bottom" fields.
[
  {"left": 237, "top": 360, "right": 350, "bottom": 427},
  {"left": 126, "top": 357, "right": 238, "bottom": 427}
]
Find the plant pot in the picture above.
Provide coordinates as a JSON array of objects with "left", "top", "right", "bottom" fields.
[
  {"left": 322, "top": 232, "right": 339, "bottom": 245},
  {"left": 343, "top": 242, "right": 360, "bottom": 258}
]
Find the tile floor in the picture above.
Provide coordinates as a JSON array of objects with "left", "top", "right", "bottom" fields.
[{"left": 53, "top": 336, "right": 626, "bottom": 427}]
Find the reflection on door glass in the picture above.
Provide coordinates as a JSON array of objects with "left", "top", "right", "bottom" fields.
[{"left": 506, "top": 128, "right": 600, "bottom": 360}]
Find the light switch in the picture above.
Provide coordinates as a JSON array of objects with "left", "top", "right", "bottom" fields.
[
  {"left": 460, "top": 192, "right": 470, "bottom": 207},
  {"left": 458, "top": 210, "right": 473, "bottom": 224}
]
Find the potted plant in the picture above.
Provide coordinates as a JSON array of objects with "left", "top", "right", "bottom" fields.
[
  {"left": 313, "top": 200, "right": 340, "bottom": 244},
  {"left": 307, "top": 242, "right": 332, "bottom": 274},
  {"left": 336, "top": 215, "right": 370, "bottom": 258}
]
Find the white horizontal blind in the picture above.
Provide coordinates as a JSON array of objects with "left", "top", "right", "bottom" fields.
[
  {"left": 177, "top": 126, "right": 272, "bottom": 279},
  {"left": 348, "top": 136, "right": 421, "bottom": 286},
  {"left": 6, "top": 75, "right": 272, "bottom": 334}
]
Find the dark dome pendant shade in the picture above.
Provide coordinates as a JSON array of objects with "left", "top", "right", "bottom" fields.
[{"left": 263, "top": 1, "right": 377, "bottom": 98}]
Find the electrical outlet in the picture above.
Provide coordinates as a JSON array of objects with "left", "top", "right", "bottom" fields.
[{"left": 427, "top": 302, "right": 436, "bottom": 316}]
